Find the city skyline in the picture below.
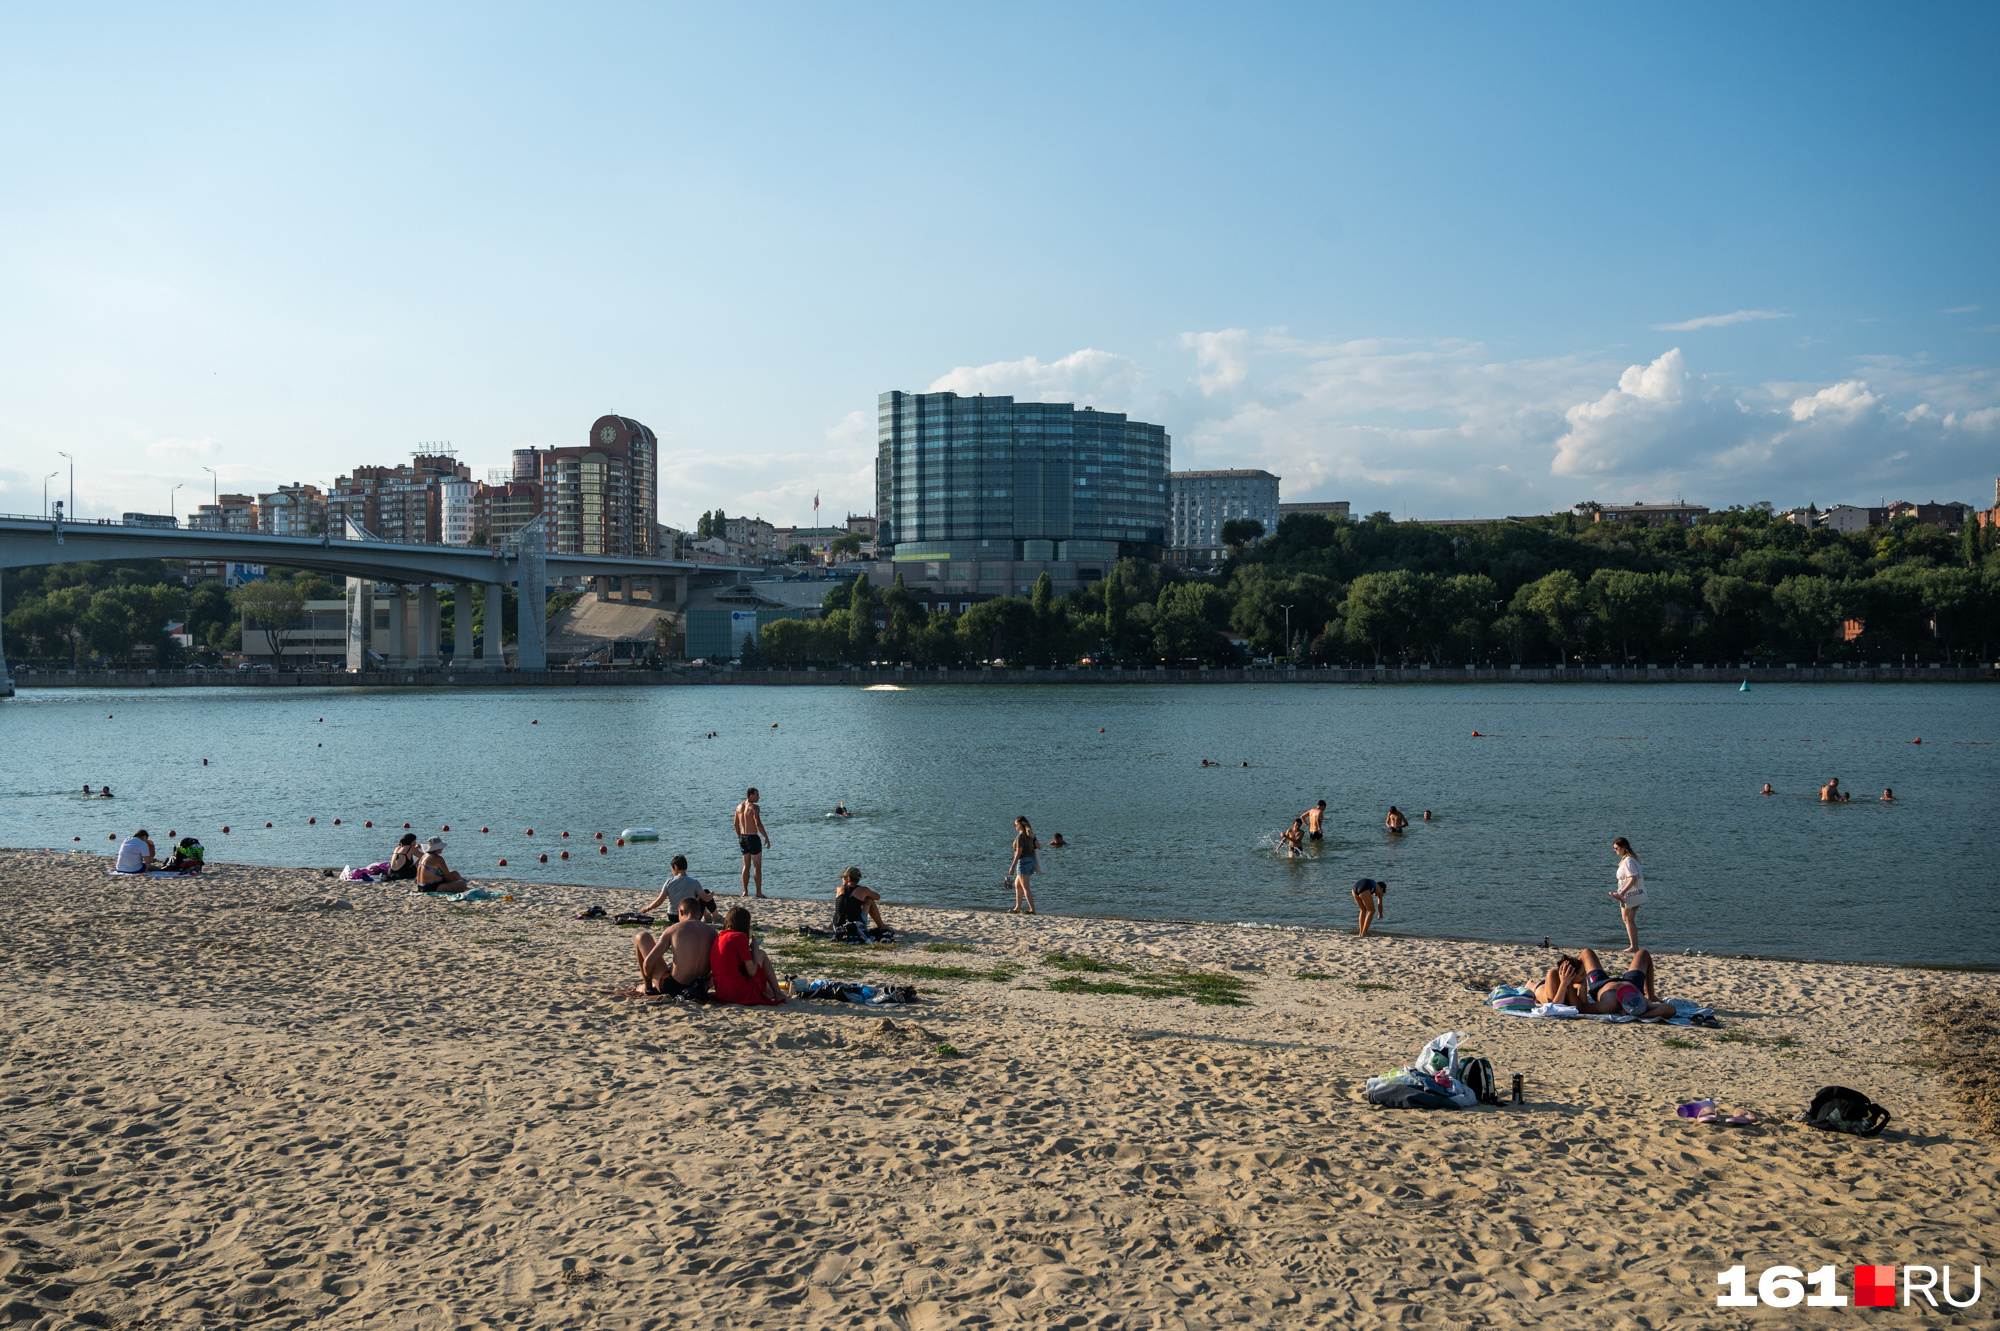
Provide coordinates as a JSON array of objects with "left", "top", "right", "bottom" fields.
[{"left": 2, "top": 5, "right": 1995, "bottom": 528}]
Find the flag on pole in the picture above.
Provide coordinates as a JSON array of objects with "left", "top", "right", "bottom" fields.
[{"left": 813, "top": 491, "right": 820, "bottom": 516}]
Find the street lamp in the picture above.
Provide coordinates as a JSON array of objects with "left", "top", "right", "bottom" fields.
[
  {"left": 169, "top": 482, "right": 184, "bottom": 526},
  {"left": 202, "top": 465, "right": 218, "bottom": 514},
  {"left": 57, "top": 451, "right": 73, "bottom": 520},
  {"left": 1278, "top": 602, "right": 1294, "bottom": 661},
  {"left": 44, "top": 471, "right": 59, "bottom": 517}
]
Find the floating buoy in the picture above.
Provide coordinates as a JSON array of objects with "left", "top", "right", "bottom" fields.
[
  {"left": 599, "top": 845, "right": 607, "bottom": 854},
  {"left": 498, "top": 858, "right": 507, "bottom": 866},
  {"left": 1913, "top": 737, "right": 1923, "bottom": 744},
  {"left": 317, "top": 743, "right": 322, "bottom": 747},
  {"left": 772, "top": 722, "right": 778, "bottom": 727},
  {"left": 333, "top": 819, "right": 340, "bottom": 825},
  {"left": 538, "top": 853, "right": 547, "bottom": 862},
  {"left": 309, "top": 817, "right": 316, "bottom": 824},
  {"left": 317, "top": 718, "right": 323, "bottom": 722},
  {"left": 108, "top": 833, "right": 116, "bottom": 840},
  {"left": 594, "top": 832, "right": 603, "bottom": 839},
  {"left": 167, "top": 830, "right": 175, "bottom": 837},
  {"left": 616, "top": 838, "right": 625, "bottom": 846},
  {"left": 480, "top": 827, "right": 488, "bottom": 833},
  {"left": 265, "top": 822, "right": 272, "bottom": 827},
  {"left": 222, "top": 826, "right": 229, "bottom": 833},
  {"left": 1099, "top": 728, "right": 1105, "bottom": 733},
  {"left": 531, "top": 720, "right": 538, "bottom": 724},
  {"left": 73, "top": 836, "right": 80, "bottom": 841},
  {"left": 560, "top": 850, "right": 568, "bottom": 859},
  {"left": 1471, "top": 731, "right": 1481, "bottom": 737},
  {"left": 526, "top": 828, "right": 534, "bottom": 835},
  {"left": 560, "top": 830, "right": 569, "bottom": 838},
  {"left": 202, "top": 759, "right": 208, "bottom": 765},
  {"left": 403, "top": 822, "right": 411, "bottom": 828},
  {"left": 365, "top": 820, "right": 373, "bottom": 827},
  {"left": 442, "top": 824, "right": 450, "bottom": 831}
]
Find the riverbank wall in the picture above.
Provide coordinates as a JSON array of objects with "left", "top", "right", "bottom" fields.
[{"left": 9, "top": 662, "right": 1997, "bottom": 688}]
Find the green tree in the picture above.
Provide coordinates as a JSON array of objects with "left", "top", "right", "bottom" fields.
[
  {"left": 785, "top": 542, "right": 810, "bottom": 563},
  {"left": 1341, "top": 571, "right": 1426, "bottom": 664},
  {"left": 1219, "top": 517, "right": 1265, "bottom": 550},
  {"left": 846, "top": 575, "right": 876, "bottom": 660},
  {"left": 233, "top": 578, "right": 307, "bottom": 661},
  {"left": 1512, "top": 569, "right": 1585, "bottom": 665},
  {"left": 1771, "top": 575, "right": 1843, "bottom": 661}
]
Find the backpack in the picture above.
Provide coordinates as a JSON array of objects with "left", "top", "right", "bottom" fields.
[
  {"left": 1459, "top": 1056, "right": 1501, "bottom": 1106},
  {"left": 1801, "top": 1086, "right": 1891, "bottom": 1138}
]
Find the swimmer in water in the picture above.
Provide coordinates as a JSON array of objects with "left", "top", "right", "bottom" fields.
[
  {"left": 82, "top": 784, "right": 93, "bottom": 796},
  {"left": 1760, "top": 783, "right": 1774, "bottom": 796},
  {"left": 1277, "top": 820, "right": 1305, "bottom": 857},
  {"left": 1421, "top": 810, "right": 1433, "bottom": 821},
  {"left": 1385, "top": 806, "right": 1408, "bottom": 832},
  {"left": 833, "top": 803, "right": 850, "bottom": 818},
  {"left": 1820, "top": 777, "right": 1841, "bottom": 803},
  {"left": 1048, "top": 833, "right": 1067, "bottom": 848},
  {"left": 1880, "top": 788, "right": 1895, "bottom": 802},
  {"left": 1300, "top": 800, "right": 1326, "bottom": 843},
  {"left": 100, "top": 786, "right": 113, "bottom": 798}
]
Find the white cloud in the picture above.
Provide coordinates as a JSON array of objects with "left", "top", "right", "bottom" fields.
[
  {"left": 141, "top": 435, "right": 220, "bottom": 461},
  {"left": 656, "top": 410, "right": 878, "bottom": 529},
  {"left": 1787, "top": 380, "right": 1880, "bottom": 422},
  {"left": 1944, "top": 305, "right": 1979, "bottom": 314},
  {"left": 927, "top": 348, "right": 1148, "bottom": 407},
  {"left": 1650, "top": 309, "right": 1792, "bottom": 332},
  {"left": 1180, "top": 329, "right": 1250, "bottom": 394}
]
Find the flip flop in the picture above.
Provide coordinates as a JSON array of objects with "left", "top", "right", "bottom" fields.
[
  {"left": 1676, "top": 1099, "right": 1718, "bottom": 1120},
  {"left": 1724, "top": 1110, "right": 1759, "bottom": 1126}
]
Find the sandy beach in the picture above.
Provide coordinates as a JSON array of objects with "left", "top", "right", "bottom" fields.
[{"left": 1, "top": 847, "right": 1994, "bottom": 1329}]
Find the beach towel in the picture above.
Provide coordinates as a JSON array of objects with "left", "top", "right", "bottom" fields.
[
  {"left": 1484, "top": 984, "right": 1537, "bottom": 1012},
  {"left": 107, "top": 869, "right": 197, "bottom": 878},
  {"left": 443, "top": 886, "right": 503, "bottom": 902},
  {"left": 1487, "top": 988, "right": 1716, "bottom": 1026}
]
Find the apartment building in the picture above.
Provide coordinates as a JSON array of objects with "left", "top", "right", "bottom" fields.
[{"left": 327, "top": 452, "right": 471, "bottom": 543}]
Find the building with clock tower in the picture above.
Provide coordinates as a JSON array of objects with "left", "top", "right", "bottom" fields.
[{"left": 509, "top": 415, "right": 660, "bottom": 557}]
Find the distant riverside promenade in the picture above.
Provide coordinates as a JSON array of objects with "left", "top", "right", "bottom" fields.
[{"left": 10, "top": 662, "right": 1995, "bottom": 688}]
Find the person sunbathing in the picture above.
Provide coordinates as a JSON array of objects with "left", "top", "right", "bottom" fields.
[
  {"left": 1576, "top": 947, "right": 1676, "bottom": 1019},
  {"left": 634, "top": 897, "right": 716, "bottom": 999},
  {"left": 415, "top": 837, "right": 466, "bottom": 892},
  {"left": 1533, "top": 955, "right": 1586, "bottom": 1006},
  {"left": 387, "top": 833, "right": 421, "bottom": 881},
  {"left": 710, "top": 906, "right": 785, "bottom": 1005}
]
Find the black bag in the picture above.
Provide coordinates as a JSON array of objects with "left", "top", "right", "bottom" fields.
[
  {"left": 1460, "top": 1056, "right": 1501, "bottom": 1105},
  {"left": 1802, "top": 1085, "right": 1891, "bottom": 1137}
]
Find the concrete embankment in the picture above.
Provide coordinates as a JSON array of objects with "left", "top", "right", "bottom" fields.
[{"left": 8, "top": 663, "right": 1996, "bottom": 688}]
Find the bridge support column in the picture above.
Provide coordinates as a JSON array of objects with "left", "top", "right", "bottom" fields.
[
  {"left": 483, "top": 582, "right": 504, "bottom": 667},
  {"left": 345, "top": 578, "right": 373, "bottom": 672},
  {"left": 414, "top": 585, "right": 440, "bottom": 668},
  {"left": 0, "top": 568, "right": 12, "bottom": 696},
  {"left": 514, "top": 517, "right": 547, "bottom": 670},
  {"left": 452, "top": 583, "right": 476, "bottom": 669},
  {"left": 384, "top": 586, "right": 407, "bottom": 666}
]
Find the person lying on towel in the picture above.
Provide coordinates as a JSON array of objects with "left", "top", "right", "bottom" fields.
[{"left": 1576, "top": 947, "right": 1677, "bottom": 1019}]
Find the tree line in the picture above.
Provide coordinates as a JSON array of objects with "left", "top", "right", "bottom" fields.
[{"left": 751, "top": 505, "right": 2000, "bottom": 668}]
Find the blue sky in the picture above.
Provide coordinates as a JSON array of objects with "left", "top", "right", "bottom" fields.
[{"left": 2, "top": 2, "right": 1995, "bottom": 527}]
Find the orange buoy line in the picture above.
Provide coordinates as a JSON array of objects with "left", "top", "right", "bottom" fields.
[
  {"left": 560, "top": 850, "right": 568, "bottom": 859},
  {"left": 598, "top": 846, "right": 607, "bottom": 854},
  {"left": 539, "top": 854, "right": 547, "bottom": 862},
  {"left": 498, "top": 858, "right": 507, "bottom": 866}
]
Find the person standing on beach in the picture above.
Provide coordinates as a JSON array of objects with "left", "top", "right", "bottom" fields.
[
  {"left": 1608, "top": 836, "right": 1646, "bottom": 950},
  {"left": 1352, "top": 878, "right": 1386, "bottom": 936},
  {"left": 734, "top": 788, "right": 770, "bottom": 898},
  {"left": 1301, "top": 800, "right": 1326, "bottom": 843},
  {"left": 1008, "top": 816, "right": 1039, "bottom": 915}
]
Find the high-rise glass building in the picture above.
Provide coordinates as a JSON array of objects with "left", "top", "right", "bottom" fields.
[{"left": 876, "top": 392, "right": 1169, "bottom": 562}]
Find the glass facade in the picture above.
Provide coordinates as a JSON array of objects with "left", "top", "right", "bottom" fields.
[{"left": 876, "top": 392, "right": 1169, "bottom": 560}]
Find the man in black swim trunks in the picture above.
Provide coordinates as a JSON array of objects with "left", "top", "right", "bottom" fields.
[
  {"left": 1301, "top": 799, "right": 1326, "bottom": 842},
  {"left": 1577, "top": 947, "right": 1676, "bottom": 1018},
  {"left": 634, "top": 897, "right": 716, "bottom": 998},
  {"left": 734, "top": 787, "right": 770, "bottom": 898}
]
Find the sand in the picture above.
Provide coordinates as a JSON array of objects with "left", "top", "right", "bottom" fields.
[{"left": 1, "top": 848, "right": 1995, "bottom": 1329}]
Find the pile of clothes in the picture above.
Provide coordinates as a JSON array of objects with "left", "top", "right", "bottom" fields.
[{"left": 786, "top": 978, "right": 917, "bottom": 1006}]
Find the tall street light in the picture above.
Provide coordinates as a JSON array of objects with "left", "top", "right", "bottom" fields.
[
  {"left": 44, "top": 471, "right": 59, "bottom": 517},
  {"left": 1278, "top": 602, "right": 1294, "bottom": 660},
  {"left": 169, "top": 482, "right": 184, "bottom": 526},
  {"left": 56, "top": 451, "right": 73, "bottom": 520},
  {"left": 202, "top": 465, "right": 218, "bottom": 514}
]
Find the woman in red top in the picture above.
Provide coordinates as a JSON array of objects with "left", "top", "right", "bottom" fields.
[{"left": 710, "top": 906, "right": 786, "bottom": 1005}]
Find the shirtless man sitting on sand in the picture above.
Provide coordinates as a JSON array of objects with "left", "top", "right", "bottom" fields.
[
  {"left": 634, "top": 898, "right": 717, "bottom": 998},
  {"left": 1576, "top": 947, "right": 1676, "bottom": 1019}
]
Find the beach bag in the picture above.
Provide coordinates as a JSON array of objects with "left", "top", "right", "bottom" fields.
[
  {"left": 1415, "top": 1031, "right": 1466, "bottom": 1079},
  {"left": 1459, "top": 1056, "right": 1500, "bottom": 1106},
  {"left": 1364, "top": 1070, "right": 1458, "bottom": 1110},
  {"left": 1486, "top": 985, "right": 1535, "bottom": 1012},
  {"left": 1801, "top": 1086, "right": 1891, "bottom": 1137}
]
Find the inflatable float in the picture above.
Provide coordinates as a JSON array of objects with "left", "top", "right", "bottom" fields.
[{"left": 621, "top": 827, "right": 660, "bottom": 842}]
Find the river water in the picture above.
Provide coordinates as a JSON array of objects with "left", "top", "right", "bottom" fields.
[{"left": 3, "top": 683, "right": 1994, "bottom": 966}]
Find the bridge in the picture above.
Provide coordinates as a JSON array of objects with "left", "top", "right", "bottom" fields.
[{"left": 0, "top": 514, "right": 757, "bottom": 690}]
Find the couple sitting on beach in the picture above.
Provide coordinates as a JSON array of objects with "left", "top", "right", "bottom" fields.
[
  {"left": 634, "top": 902, "right": 785, "bottom": 1006},
  {"left": 1532, "top": 947, "right": 1677, "bottom": 1019}
]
